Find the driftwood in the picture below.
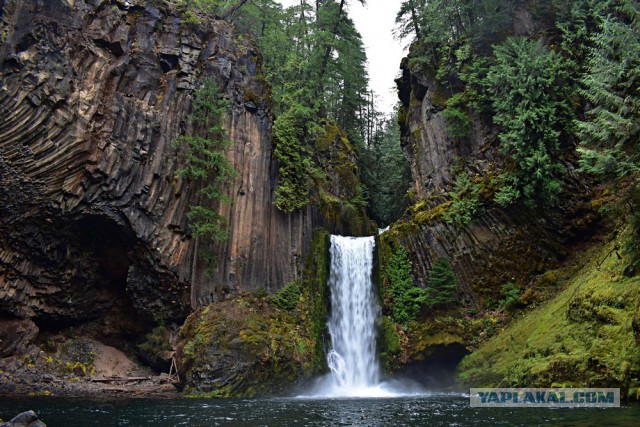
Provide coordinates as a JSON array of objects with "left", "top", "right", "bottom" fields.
[
  {"left": 90, "top": 376, "right": 150, "bottom": 383},
  {"left": 168, "top": 351, "right": 179, "bottom": 382}
]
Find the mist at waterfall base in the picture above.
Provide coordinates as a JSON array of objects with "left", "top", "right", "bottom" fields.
[{"left": 300, "top": 235, "right": 431, "bottom": 399}]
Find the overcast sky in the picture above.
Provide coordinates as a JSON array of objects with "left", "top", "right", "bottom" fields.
[{"left": 274, "top": 0, "right": 407, "bottom": 116}]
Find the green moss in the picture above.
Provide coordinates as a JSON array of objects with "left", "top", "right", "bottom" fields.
[
  {"left": 406, "top": 200, "right": 452, "bottom": 226},
  {"left": 242, "top": 86, "right": 269, "bottom": 105},
  {"left": 181, "top": 9, "right": 200, "bottom": 25},
  {"left": 379, "top": 316, "right": 405, "bottom": 372},
  {"left": 312, "top": 123, "right": 369, "bottom": 235},
  {"left": 300, "top": 228, "right": 331, "bottom": 372},
  {"left": 178, "top": 292, "right": 320, "bottom": 398},
  {"left": 177, "top": 229, "right": 333, "bottom": 398},
  {"left": 430, "top": 85, "right": 448, "bottom": 108},
  {"left": 457, "top": 232, "right": 640, "bottom": 399},
  {"left": 397, "top": 106, "right": 409, "bottom": 128}
]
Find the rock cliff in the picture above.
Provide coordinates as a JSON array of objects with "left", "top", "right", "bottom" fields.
[
  {"left": 0, "top": 0, "right": 313, "bottom": 340},
  {"left": 393, "top": 62, "right": 595, "bottom": 307},
  {"left": 391, "top": 2, "right": 597, "bottom": 306},
  {"left": 382, "top": 3, "right": 601, "bottom": 373}
]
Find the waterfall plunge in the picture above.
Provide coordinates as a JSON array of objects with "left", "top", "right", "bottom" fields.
[
  {"left": 300, "top": 235, "right": 432, "bottom": 398},
  {"left": 327, "top": 235, "right": 380, "bottom": 392},
  {"left": 307, "top": 235, "right": 396, "bottom": 397}
]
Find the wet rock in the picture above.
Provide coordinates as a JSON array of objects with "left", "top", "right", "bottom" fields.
[{"left": 0, "top": 410, "right": 46, "bottom": 427}]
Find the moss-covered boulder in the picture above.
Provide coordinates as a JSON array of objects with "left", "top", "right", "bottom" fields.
[
  {"left": 176, "top": 228, "right": 332, "bottom": 398},
  {"left": 175, "top": 295, "right": 318, "bottom": 398}
]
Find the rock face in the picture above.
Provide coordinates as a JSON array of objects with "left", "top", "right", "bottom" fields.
[
  {"left": 0, "top": 0, "right": 314, "bottom": 333},
  {"left": 0, "top": 317, "right": 38, "bottom": 358},
  {"left": 396, "top": 60, "right": 496, "bottom": 200},
  {"left": 391, "top": 5, "right": 597, "bottom": 306}
]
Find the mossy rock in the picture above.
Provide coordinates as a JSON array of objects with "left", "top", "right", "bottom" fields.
[
  {"left": 176, "top": 295, "right": 318, "bottom": 398},
  {"left": 313, "top": 123, "right": 370, "bottom": 236},
  {"left": 456, "top": 232, "right": 640, "bottom": 400},
  {"left": 176, "top": 229, "right": 333, "bottom": 398}
]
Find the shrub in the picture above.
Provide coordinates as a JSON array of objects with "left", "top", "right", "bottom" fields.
[
  {"left": 498, "top": 282, "right": 522, "bottom": 310},
  {"left": 443, "top": 172, "right": 482, "bottom": 224},
  {"left": 271, "top": 281, "right": 302, "bottom": 311},
  {"left": 443, "top": 93, "right": 472, "bottom": 138}
]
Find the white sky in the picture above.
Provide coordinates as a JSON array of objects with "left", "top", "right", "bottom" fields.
[{"left": 274, "top": 0, "right": 407, "bottom": 116}]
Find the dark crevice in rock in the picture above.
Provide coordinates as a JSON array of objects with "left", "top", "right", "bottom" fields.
[
  {"left": 160, "top": 53, "right": 179, "bottom": 73},
  {"left": 94, "top": 38, "right": 125, "bottom": 57},
  {"left": 394, "top": 343, "right": 469, "bottom": 388}
]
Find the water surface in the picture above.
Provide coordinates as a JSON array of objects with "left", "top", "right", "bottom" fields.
[{"left": 1, "top": 394, "right": 638, "bottom": 426}]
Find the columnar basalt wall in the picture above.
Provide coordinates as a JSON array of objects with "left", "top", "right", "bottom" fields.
[{"left": 0, "top": 0, "right": 314, "bottom": 328}]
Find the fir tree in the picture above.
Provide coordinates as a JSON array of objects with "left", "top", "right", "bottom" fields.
[
  {"left": 173, "top": 78, "right": 236, "bottom": 241},
  {"left": 576, "top": 1, "right": 640, "bottom": 178},
  {"left": 384, "top": 245, "right": 426, "bottom": 324},
  {"left": 425, "top": 257, "right": 457, "bottom": 307},
  {"left": 486, "top": 37, "right": 574, "bottom": 207}
]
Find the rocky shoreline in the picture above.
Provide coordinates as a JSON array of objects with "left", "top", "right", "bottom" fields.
[{"left": 0, "top": 334, "right": 181, "bottom": 400}]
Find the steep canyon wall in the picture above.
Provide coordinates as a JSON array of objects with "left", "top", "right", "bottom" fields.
[
  {"left": 0, "top": 0, "right": 313, "bottom": 330},
  {"left": 391, "top": 4, "right": 596, "bottom": 306}
]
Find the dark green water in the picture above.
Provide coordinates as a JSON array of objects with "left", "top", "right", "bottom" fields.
[{"left": 1, "top": 394, "right": 638, "bottom": 426}]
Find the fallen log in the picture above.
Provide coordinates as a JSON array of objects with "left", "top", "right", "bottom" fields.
[{"left": 90, "top": 376, "right": 150, "bottom": 382}]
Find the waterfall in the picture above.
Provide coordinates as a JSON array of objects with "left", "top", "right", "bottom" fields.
[
  {"left": 326, "top": 235, "right": 379, "bottom": 392},
  {"left": 302, "top": 234, "right": 424, "bottom": 398}
]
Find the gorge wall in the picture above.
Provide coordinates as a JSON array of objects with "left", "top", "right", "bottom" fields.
[
  {"left": 390, "top": 4, "right": 596, "bottom": 307},
  {"left": 377, "top": 2, "right": 607, "bottom": 377},
  {"left": 0, "top": 0, "right": 314, "bottom": 333}
]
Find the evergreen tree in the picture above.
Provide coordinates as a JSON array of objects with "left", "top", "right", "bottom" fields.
[
  {"left": 425, "top": 257, "right": 457, "bottom": 307},
  {"left": 233, "top": 0, "right": 371, "bottom": 213},
  {"left": 395, "top": 0, "right": 425, "bottom": 41},
  {"left": 576, "top": 0, "right": 640, "bottom": 178},
  {"left": 362, "top": 113, "right": 410, "bottom": 225},
  {"left": 173, "top": 78, "right": 236, "bottom": 241},
  {"left": 384, "top": 245, "right": 426, "bottom": 324},
  {"left": 486, "top": 37, "right": 574, "bottom": 207}
]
